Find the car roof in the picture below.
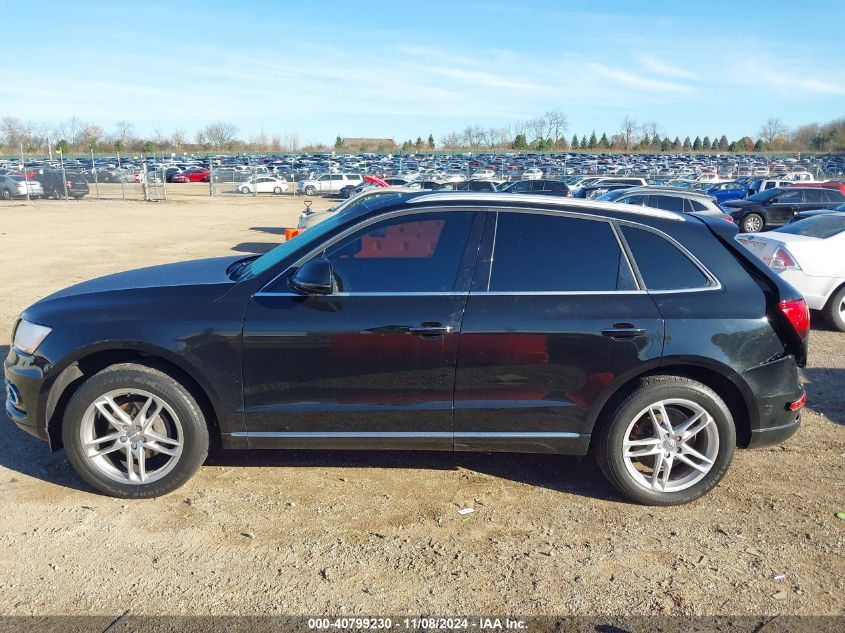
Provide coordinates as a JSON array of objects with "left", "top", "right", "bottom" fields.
[{"left": 616, "top": 186, "right": 713, "bottom": 199}]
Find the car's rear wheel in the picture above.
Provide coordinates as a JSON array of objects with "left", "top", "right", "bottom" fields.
[
  {"left": 273, "top": 186, "right": 282, "bottom": 194},
  {"left": 1, "top": 188, "right": 12, "bottom": 200},
  {"left": 741, "top": 213, "right": 764, "bottom": 233},
  {"left": 825, "top": 285, "right": 845, "bottom": 332},
  {"left": 594, "top": 376, "right": 735, "bottom": 505},
  {"left": 304, "top": 185, "right": 316, "bottom": 196},
  {"left": 240, "top": 186, "right": 250, "bottom": 194},
  {"left": 62, "top": 363, "right": 209, "bottom": 498},
  {"left": 52, "top": 190, "right": 62, "bottom": 200}
]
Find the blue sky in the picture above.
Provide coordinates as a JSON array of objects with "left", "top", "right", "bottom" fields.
[{"left": 2, "top": 0, "right": 843, "bottom": 144}]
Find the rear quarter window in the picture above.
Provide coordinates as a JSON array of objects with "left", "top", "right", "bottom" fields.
[{"left": 621, "top": 225, "right": 710, "bottom": 291}]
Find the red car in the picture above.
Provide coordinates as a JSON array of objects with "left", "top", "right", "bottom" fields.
[
  {"left": 171, "top": 168, "right": 209, "bottom": 183},
  {"left": 788, "top": 181, "right": 845, "bottom": 196}
]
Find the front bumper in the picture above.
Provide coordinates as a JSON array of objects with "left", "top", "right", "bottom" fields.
[{"left": 4, "top": 346, "right": 50, "bottom": 442}]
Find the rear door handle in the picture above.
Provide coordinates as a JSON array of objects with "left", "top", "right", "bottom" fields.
[
  {"left": 409, "top": 322, "right": 453, "bottom": 337},
  {"left": 601, "top": 324, "right": 646, "bottom": 339}
]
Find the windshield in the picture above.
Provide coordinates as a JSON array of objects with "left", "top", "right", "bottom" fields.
[
  {"left": 248, "top": 212, "right": 349, "bottom": 277},
  {"left": 774, "top": 214, "right": 845, "bottom": 239}
]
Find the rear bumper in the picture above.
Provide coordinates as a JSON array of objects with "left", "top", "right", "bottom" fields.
[
  {"left": 738, "top": 355, "right": 804, "bottom": 447},
  {"left": 748, "top": 413, "right": 801, "bottom": 448}
]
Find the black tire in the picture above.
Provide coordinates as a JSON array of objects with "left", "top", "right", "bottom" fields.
[
  {"left": 740, "top": 213, "right": 764, "bottom": 233},
  {"left": 62, "top": 363, "right": 209, "bottom": 498},
  {"left": 593, "top": 376, "right": 736, "bottom": 506},
  {"left": 52, "top": 190, "right": 62, "bottom": 200},
  {"left": 1, "top": 188, "right": 11, "bottom": 200},
  {"left": 273, "top": 186, "right": 282, "bottom": 194},
  {"left": 240, "top": 186, "right": 250, "bottom": 194},
  {"left": 304, "top": 185, "right": 316, "bottom": 196},
  {"left": 824, "top": 285, "right": 845, "bottom": 332}
]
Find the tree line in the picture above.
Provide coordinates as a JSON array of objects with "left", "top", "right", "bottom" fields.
[{"left": 1, "top": 112, "right": 843, "bottom": 156}]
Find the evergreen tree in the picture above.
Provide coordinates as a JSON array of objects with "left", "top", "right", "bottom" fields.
[
  {"left": 651, "top": 133, "right": 661, "bottom": 148},
  {"left": 702, "top": 135, "right": 711, "bottom": 150},
  {"left": 599, "top": 132, "right": 609, "bottom": 148},
  {"left": 588, "top": 130, "right": 598, "bottom": 149},
  {"left": 415, "top": 136, "right": 423, "bottom": 148},
  {"left": 682, "top": 136, "right": 692, "bottom": 150},
  {"left": 719, "top": 134, "right": 729, "bottom": 150},
  {"left": 401, "top": 140, "right": 412, "bottom": 151},
  {"left": 334, "top": 136, "right": 343, "bottom": 150},
  {"left": 692, "top": 136, "right": 702, "bottom": 150},
  {"left": 580, "top": 135, "right": 588, "bottom": 149},
  {"left": 571, "top": 133, "right": 579, "bottom": 150},
  {"left": 512, "top": 134, "right": 528, "bottom": 150},
  {"left": 754, "top": 139, "right": 765, "bottom": 152},
  {"left": 672, "top": 136, "right": 681, "bottom": 149},
  {"left": 427, "top": 134, "right": 435, "bottom": 149},
  {"left": 660, "top": 136, "right": 672, "bottom": 152}
]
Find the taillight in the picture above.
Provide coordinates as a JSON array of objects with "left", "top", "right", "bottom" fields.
[
  {"left": 66, "top": 181, "right": 72, "bottom": 188},
  {"left": 769, "top": 246, "right": 800, "bottom": 270},
  {"left": 779, "top": 298, "right": 810, "bottom": 339}
]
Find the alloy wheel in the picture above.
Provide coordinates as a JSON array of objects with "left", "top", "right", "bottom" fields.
[
  {"left": 622, "top": 398, "right": 719, "bottom": 493},
  {"left": 78, "top": 388, "right": 183, "bottom": 485},
  {"left": 743, "top": 215, "right": 762, "bottom": 232}
]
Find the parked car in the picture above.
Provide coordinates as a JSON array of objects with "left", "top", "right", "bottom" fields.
[
  {"left": 611, "top": 187, "right": 733, "bottom": 221},
  {"left": 171, "top": 168, "right": 210, "bottom": 183},
  {"left": 705, "top": 181, "right": 747, "bottom": 205},
  {"left": 724, "top": 187, "right": 845, "bottom": 232},
  {"left": 737, "top": 214, "right": 845, "bottom": 330},
  {"left": 237, "top": 177, "right": 289, "bottom": 195},
  {"left": 404, "top": 180, "right": 442, "bottom": 191},
  {"left": 521, "top": 167, "right": 543, "bottom": 180},
  {"left": 500, "top": 179, "right": 570, "bottom": 196},
  {"left": 0, "top": 175, "right": 44, "bottom": 199},
  {"left": 789, "top": 181, "right": 845, "bottom": 197},
  {"left": 32, "top": 169, "right": 90, "bottom": 200},
  {"left": 435, "top": 179, "right": 500, "bottom": 192},
  {"left": 296, "top": 173, "right": 363, "bottom": 196},
  {"left": 570, "top": 183, "right": 632, "bottom": 199},
  {"left": 297, "top": 187, "right": 416, "bottom": 230},
  {"left": 5, "top": 192, "right": 808, "bottom": 504}
]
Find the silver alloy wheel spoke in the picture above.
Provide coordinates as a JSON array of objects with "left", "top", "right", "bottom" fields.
[
  {"left": 79, "top": 388, "right": 183, "bottom": 486},
  {"left": 622, "top": 398, "right": 720, "bottom": 494}
]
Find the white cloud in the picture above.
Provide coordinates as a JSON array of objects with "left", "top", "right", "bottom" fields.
[
  {"left": 589, "top": 63, "right": 695, "bottom": 93},
  {"left": 637, "top": 53, "right": 699, "bottom": 80}
]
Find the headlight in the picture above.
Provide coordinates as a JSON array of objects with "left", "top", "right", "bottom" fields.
[{"left": 13, "top": 320, "right": 52, "bottom": 354}]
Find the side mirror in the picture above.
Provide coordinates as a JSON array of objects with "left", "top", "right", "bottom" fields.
[{"left": 290, "top": 258, "right": 333, "bottom": 295}]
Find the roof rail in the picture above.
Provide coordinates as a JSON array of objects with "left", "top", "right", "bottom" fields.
[{"left": 406, "top": 192, "right": 685, "bottom": 221}]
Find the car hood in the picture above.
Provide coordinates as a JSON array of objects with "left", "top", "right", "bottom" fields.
[{"left": 40, "top": 255, "right": 243, "bottom": 302}]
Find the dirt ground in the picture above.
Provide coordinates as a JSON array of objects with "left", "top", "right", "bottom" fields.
[{"left": 0, "top": 185, "right": 843, "bottom": 620}]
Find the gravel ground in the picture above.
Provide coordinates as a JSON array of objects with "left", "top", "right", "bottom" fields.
[{"left": 0, "top": 188, "right": 843, "bottom": 619}]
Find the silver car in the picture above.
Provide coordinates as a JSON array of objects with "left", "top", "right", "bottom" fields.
[
  {"left": 297, "top": 187, "right": 416, "bottom": 229},
  {"left": 0, "top": 175, "right": 44, "bottom": 200}
]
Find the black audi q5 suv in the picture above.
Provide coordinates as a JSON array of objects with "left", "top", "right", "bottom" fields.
[{"left": 4, "top": 192, "right": 809, "bottom": 504}]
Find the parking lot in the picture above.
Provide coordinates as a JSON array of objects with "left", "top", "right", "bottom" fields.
[{"left": 0, "top": 189, "right": 843, "bottom": 618}]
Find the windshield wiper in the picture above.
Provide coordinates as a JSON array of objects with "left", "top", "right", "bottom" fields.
[{"left": 227, "top": 255, "right": 260, "bottom": 280}]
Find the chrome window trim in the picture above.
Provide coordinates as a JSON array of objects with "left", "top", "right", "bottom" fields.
[{"left": 254, "top": 290, "right": 650, "bottom": 298}]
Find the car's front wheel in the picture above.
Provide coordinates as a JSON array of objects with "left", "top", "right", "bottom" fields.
[
  {"left": 304, "top": 185, "right": 316, "bottom": 196},
  {"left": 239, "top": 186, "right": 250, "bottom": 194},
  {"left": 594, "top": 376, "right": 735, "bottom": 505},
  {"left": 740, "top": 213, "right": 764, "bottom": 233},
  {"left": 62, "top": 363, "right": 209, "bottom": 498},
  {"left": 1, "top": 188, "right": 12, "bottom": 200}
]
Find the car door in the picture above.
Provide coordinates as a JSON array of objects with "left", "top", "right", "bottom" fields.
[
  {"left": 241, "top": 209, "right": 484, "bottom": 449},
  {"left": 453, "top": 210, "right": 664, "bottom": 454},
  {"left": 768, "top": 189, "right": 803, "bottom": 225}
]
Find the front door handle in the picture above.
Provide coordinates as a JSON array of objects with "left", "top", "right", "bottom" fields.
[
  {"left": 409, "top": 322, "right": 453, "bottom": 337},
  {"left": 601, "top": 324, "right": 646, "bottom": 339}
]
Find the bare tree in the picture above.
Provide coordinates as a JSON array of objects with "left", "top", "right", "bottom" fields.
[
  {"left": 170, "top": 128, "right": 187, "bottom": 151},
  {"left": 619, "top": 116, "right": 638, "bottom": 150},
  {"left": 526, "top": 116, "right": 547, "bottom": 142},
  {"left": 115, "top": 120, "right": 134, "bottom": 145},
  {"left": 78, "top": 123, "right": 103, "bottom": 151},
  {"left": 639, "top": 121, "right": 662, "bottom": 144},
  {"left": 203, "top": 122, "right": 239, "bottom": 150},
  {"left": 545, "top": 111, "right": 569, "bottom": 143},
  {"left": 759, "top": 118, "right": 788, "bottom": 145},
  {"left": 441, "top": 131, "right": 461, "bottom": 150},
  {"left": 0, "top": 116, "right": 29, "bottom": 150}
]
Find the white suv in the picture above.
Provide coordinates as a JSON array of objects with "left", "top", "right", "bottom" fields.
[{"left": 296, "top": 173, "right": 363, "bottom": 196}]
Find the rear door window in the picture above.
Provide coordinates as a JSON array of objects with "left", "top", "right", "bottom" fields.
[
  {"left": 488, "top": 213, "right": 635, "bottom": 292},
  {"left": 621, "top": 226, "right": 710, "bottom": 291},
  {"left": 651, "top": 195, "right": 685, "bottom": 213}
]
